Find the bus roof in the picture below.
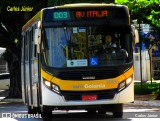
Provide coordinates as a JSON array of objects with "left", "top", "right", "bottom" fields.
[
  {"left": 59, "top": 3, "right": 124, "bottom": 8},
  {"left": 22, "top": 10, "right": 43, "bottom": 31},
  {"left": 45, "top": 3, "right": 126, "bottom": 9}
]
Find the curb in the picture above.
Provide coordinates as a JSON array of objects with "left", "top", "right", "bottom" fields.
[
  {"left": 1, "top": 98, "right": 23, "bottom": 103},
  {"left": 131, "top": 100, "right": 160, "bottom": 106}
]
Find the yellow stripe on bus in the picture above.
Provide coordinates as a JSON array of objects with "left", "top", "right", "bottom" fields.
[
  {"left": 41, "top": 69, "right": 53, "bottom": 81},
  {"left": 123, "top": 66, "right": 134, "bottom": 78}
]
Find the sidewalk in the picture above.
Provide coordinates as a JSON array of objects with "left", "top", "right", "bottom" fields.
[
  {"left": 133, "top": 79, "right": 160, "bottom": 106},
  {"left": 133, "top": 100, "right": 160, "bottom": 106},
  {"left": 0, "top": 90, "right": 160, "bottom": 106},
  {"left": 134, "top": 79, "right": 160, "bottom": 84}
]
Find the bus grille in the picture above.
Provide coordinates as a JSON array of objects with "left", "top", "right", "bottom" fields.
[
  {"left": 57, "top": 69, "right": 120, "bottom": 80},
  {"left": 61, "top": 90, "right": 116, "bottom": 101}
]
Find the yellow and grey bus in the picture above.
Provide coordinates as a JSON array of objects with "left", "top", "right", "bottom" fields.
[{"left": 21, "top": 3, "right": 135, "bottom": 118}]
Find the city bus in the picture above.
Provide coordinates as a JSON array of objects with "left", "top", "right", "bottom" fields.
[{"left": 21, "top": 3, "right": 135, "bottom": 118}]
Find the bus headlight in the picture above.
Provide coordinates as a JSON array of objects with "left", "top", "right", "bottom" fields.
[
  {"left": 44, "top": 80, "right": 51, "bottom": 88},
  {"left": 118, "top": 76, "right": 133, "bottom": 91},
  {"left": 126, "top": 77, "right": 132, "bottom": 86},
  {"left": 43, "top": 79, "right": 60, "bottom": 94}
]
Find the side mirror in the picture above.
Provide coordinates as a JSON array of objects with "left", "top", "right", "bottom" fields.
[
  {"left": 134, "top": 29, "right": 139, "bottom": 44},
  {"left": 34, "top": 28, "right": 41, "bottom": 45},
  {"left": 131, "top": 25, "right": 139, "bottom": 44}
]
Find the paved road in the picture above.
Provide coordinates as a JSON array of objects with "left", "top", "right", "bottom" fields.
[
  {"left": 0, "top": 102, "right": 160, "bottom": 121},
  {"left": 0, "top": 90, "right": 160, "bottom": 121}
]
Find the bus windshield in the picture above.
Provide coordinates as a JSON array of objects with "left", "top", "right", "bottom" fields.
[{"left": 42, "top": 26, "right": 133, "bottom": 68}]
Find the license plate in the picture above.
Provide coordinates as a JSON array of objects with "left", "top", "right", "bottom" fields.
[{"left": 82, "top": 95, "right": 97, "bottom": 101}]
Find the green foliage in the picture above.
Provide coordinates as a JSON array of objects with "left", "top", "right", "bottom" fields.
[
  {"left": 134, "top": 82, "right": 160, "bottom": 94},
  {"left": 115, "top": 0, "right": 160, "bottom": 28},
  {"left": 0, "top": 0, "right": 49, "bottom": 98},
  {"left": 148, "top": 10, "right": 160, "bottom": 28},
  {"left": 48, "top": 0, "right": 114, "bottom": 6}
]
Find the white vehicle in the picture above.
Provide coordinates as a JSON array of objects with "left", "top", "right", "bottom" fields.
[{"left": 0, "top": 73, "right": 10, "bottom": 90}]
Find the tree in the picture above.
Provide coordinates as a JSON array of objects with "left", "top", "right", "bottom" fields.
[
  {"left": 115, "top": 0, "right": 160, "bottom": 34},
  {"left": 48, "top": 0, "right": 115, "bottom": 6},
  {"left": 0, "top": 0, "right": 48, "bottom": 98},
  {"left": 0, "top": 9, "right": 22, "bottom": 98}
]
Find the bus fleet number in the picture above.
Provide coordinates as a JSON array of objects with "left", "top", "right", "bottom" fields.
[{"left": 54, "top": 12, "right": 68, "bottom": 19}]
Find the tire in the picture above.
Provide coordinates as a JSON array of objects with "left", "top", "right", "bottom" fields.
[
  {"left": 28, "top": 106, "right": 41, "bottom": 114},
  {"left": 112, "top": 104, "right": 123, "bottom": 118},
  {"left": 113, "top": 112, "right": 123, "bottom": 118},
  {"left": 42, "top": 106, "right": 52, "bottom": 118}
]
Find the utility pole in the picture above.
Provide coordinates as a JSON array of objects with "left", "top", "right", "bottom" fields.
[
  {"left": 138, "top": 23, "right": 143, "bottom": 89},
  {"left": 149, "top": 46, "right": 153, "bottom": 85}
]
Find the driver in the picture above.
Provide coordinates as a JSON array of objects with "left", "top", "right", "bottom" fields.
[{"left": 103, "top": 34, "right": 116, "bottom": 50}]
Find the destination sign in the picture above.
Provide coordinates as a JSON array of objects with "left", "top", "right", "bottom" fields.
[
  {"left": 44, "top": 8, "right": 127, "bottom": 22},
  {"left": 75, "top": 10, "right": 108, "bottom": 18}
]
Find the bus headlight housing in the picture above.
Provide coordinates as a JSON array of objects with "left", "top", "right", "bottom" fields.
[
  {"left": 52, "top": 83, "right": 60, "bottom": 94},
  {"left": 118, "top": 76, "right": 133, "bottom": 91},
  {"left": 43, "top": 79, "right": 60, "bottom": 94},
  {"left": 118, "top": 81, "right": 125, "bottom": 91}
]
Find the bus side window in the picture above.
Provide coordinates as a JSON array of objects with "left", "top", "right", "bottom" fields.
[
  {"left": 30, "top": 27, "right": 34, "bottom": 60},
  {"left": 33, "top": 24, "right": 38, "bottom": 58},
  {"left": 25, "top": 32, "right": 29, "bottom": 62},
  {"left": 21, "top": 35, "right": 24, "bottom": 63}
]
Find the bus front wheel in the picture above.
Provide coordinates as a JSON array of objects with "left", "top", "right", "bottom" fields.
[
  {"left": 28, "top": 106, "right": 41, "bottom": 114},
  {"left": 41, "top": 106, "right": 52, "bottom": 118},
  {"left": 112, "top": 104, "right": 123, "bottom": 118}
]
